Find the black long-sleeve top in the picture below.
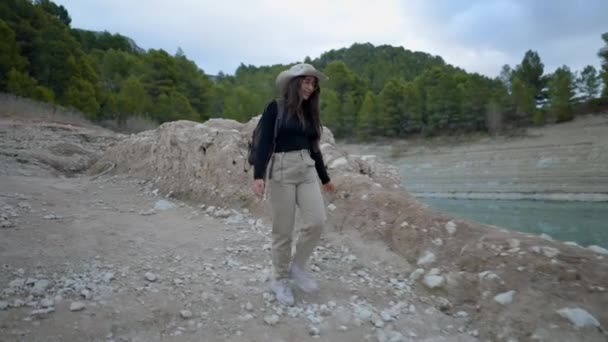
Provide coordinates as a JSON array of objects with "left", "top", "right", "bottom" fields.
[{"left": 253, "top": 100, "right": 331, "bottom": 184}]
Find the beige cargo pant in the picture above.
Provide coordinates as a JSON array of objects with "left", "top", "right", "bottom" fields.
[{"left": 268, "top": 149, "right": 327, "bottom": 280}]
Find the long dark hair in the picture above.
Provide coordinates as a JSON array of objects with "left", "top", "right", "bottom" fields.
[{"left": 282, "top": 76, "right": 322, "bottom": 142}]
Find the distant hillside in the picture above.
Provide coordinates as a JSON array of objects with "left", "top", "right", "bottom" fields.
[
  {"left": 313, "top": 42, "right": 447, "bottom": 92},
  {"left": 71, "top": 29, "right": 145, "bottom": 54},
  {"left": 1, "top": 0, "right": 606, "bottom": 140}
]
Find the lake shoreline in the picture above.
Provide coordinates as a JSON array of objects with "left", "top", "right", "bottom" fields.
[
  {"left": 339, "top": 114, "right": 608, "bottom": 201},
  {"left": 412, "top": 191, "right": 608, "bottom": 202}
]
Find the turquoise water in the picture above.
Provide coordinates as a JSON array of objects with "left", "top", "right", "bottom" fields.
[
  {"left": 343, "top": 143, "right": 608, "bottom": 248},
  {"left": 419, "top": 197, "right": 608, "bottom": 248}
]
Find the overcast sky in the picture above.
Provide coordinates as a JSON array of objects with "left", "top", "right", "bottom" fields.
[{"left": 56, "top": 0, "right": 608, "bottom": 78}]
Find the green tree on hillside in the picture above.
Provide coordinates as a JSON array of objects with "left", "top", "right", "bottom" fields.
[
  {"left": 0, "top": 20, "right": 28, "bottom": 89},
  {"left": 35, "top": 0, "right": 71, "bottom": 25},
  {"left": 510, "top": 77, "right": 537, "bottom": 125},
  {"left": 355, "top": 91, "right": 377, "bottom": 140},
  {"left": 549, "top": 66, "right": 575, "bottom": 122},
  {"left": 222, "top": 86, "right": 260, "bottom": 122},
  {"left": 513, "top": 50, "right": 546, "bottom": 102},
  {"left": 457, "top": 74, "right": 494, "bottom": 131},
  {"left": 322, "top": 61, "right": 367, "bottom": 137},
  {"left": 72, "top": 29, "right": 134, "bottom": 53},
  {"left": 401, "top": 82, "right": 424, "bottom": 133},
  {"left": 320, "top": 89, "right": 341, "bottom": 133},
  {"left": 174, "top": 52, "right": 213, "bottom": 120},
  {"left": 499, "top": 64, "right": 512, "bottom": 90},
  {"left": 599, "top": 32, "right": 608, "bottom": 98},
  {"left": 155, "top": 90, "right": 197, "bottom": 122},
  {"left": 415, "top": 67, "right": 461, "bottom": 134},
  {"left": 115, "top": 76, "right": 148, "bottom": 122},
  {"left": 377, "top": 79, "right": 403, "bottom": 136},
  {"left": 62, "top": 77, "right": 100, "bottom": 117},
  {"left": 577, "top": 65, "right": 600, "bottom": 100}
]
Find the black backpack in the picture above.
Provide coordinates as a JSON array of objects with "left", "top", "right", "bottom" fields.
[{"left": 246, "top": 100, "right": 284, "bottom": 172}]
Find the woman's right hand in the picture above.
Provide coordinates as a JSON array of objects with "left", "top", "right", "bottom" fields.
[{"left": 252, "top": 179, "right": 265, "bottom": 198}]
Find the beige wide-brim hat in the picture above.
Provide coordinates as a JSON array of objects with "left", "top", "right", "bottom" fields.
[{"left": 275, "top": 63, "right": 329, "bottom": 93}]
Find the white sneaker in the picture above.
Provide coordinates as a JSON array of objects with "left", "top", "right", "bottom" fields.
[
  {"left": 270, "top": 279, "right": 295, "bottom": 306},
  {"left": 289, "top": 264, "right": 319, "bottom": 293}
]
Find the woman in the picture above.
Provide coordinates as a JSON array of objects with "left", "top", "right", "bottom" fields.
[{"left": 251, "top": 63, "right": 336, "bottom": 306}]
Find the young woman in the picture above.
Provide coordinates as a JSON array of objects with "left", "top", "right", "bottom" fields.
[{"left": 251, "top": 63, "right": 336, "bottom": 306}]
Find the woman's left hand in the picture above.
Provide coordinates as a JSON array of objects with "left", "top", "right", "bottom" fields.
[{"left": 322, "top": 182, "right": 336, "bottom": 193}]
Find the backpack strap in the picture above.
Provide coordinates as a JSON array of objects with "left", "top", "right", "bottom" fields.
[{"left": 266, "top": 99, "right": 284, "bottom": 184}]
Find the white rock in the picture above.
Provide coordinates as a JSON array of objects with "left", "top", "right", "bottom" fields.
[
  {"left": 371, "top": 313, "right": 384, "bottom": 328},
  {"left": 342, "top": 254, "right": 357, "bottom": 263},
  {"left": 432, "top": 238, "right": 443, "bottom": 246},
  {"left": 308, "top": 325, "right": 320, "bottom": 336},
  {"left": 245, "top": 302, "right": 254, "bottom": 311},
  {"left": 380, "top": 310, "right": 395, "bottom": 322},
  {"left": 180, "top": 310, "right": 193, "bottom": 319},
  {"left": 0, "top": 217, "right": 14, "bottom": 228},
  {"left": 319, "top": 304, "right": 332, "bottom": 316},
  {"left": 214, "top": 209, "right": 231, "bottom": 218},
  {"left": 327, "top": 203, "right": 337, "bottom": 211},
  {"left": 423, "top": 275, "right": 445, "bottom": 289},
  {"left": 328, "top": 157, "right": 348, "bottom": 169},
  {"left": 540, "top": 233, "right": 553, "bottom": 241},
  {"left": 31, "top": 307, "right": 55, "bottom": 315},
  {"left": 31, "top": 279, "right": 51, "bottom": 296},
  {"left": 139, "top": 209, "right": 155, "bottom": 216},
  {"left": 0, "top": 301, "right": 8, "bottom": 310},
  {"left": 494, "top": 290, "right": 516, "bottom": 305},
  {"left": 541, "top": 246, "right": 559, "bottom": 258},
  {"left": 40, "top": 298, "right": 54, "bottom": 308},
  {"left": 80, "top": 289, "right": 92, "bottom": 300},
  {"left": 587, "top": 245, "right": 608, "bottom": 255},
  {"left": 409, "top": 269, "right": 425, "bottom": 282},
  {"left": 262, "top": 292, "right": 275, "bottom": 303},
  {"left": 417, "top": 251, "right": 436, "bottom": 266},
  {"left": 386, "top": 331, "right": 404, "bottom": 342},
  {"left": 43, "top": 214, "right": 58, "bottom": 220},
  {"left": 479, "top": 271, "right": 500, "bottom": 281},
  {"left": 239, "top": 313, "right": 254, "bottom": 321},
  {"left": 445, "top": 221, "right": 457, "bottom": 235},
  {"left": 557, "top": 307, "right": 600, "bottom": 328},
  {"left": 456, "top": 311, "right": 468, "bottom": 318},
  {"left": 154, "top": 199, "right": 176, "bottom": 210},
  {"left": 563, "top": 241, "right": 580, "bottom": 247},
  {"left": 508, "top": 239, "right": 520, "bottom": 249},
  {"left": 144, "top": 272, "right": 157, "bottom": 282},
  {"left": 101, "top": 272, "right": 114, "bottom": 283},
  {"left": 264, "top": 314, "right": 280, "bottom": 326},
  {"left": 70, "top": 302, "right": 86, "bottom": 312},
  {"left": 376, "top": 329, "right": 388, "bottom": 342},
  {"left": 9, "top": 278, "right": 25, "bottom": 288},
  {"left": 354, "top": 306, "right": 373, "bottom": 321}
]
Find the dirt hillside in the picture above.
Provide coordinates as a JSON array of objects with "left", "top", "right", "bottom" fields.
[{"left": 1, "top": 109, "right": 607, "bottom": 341}]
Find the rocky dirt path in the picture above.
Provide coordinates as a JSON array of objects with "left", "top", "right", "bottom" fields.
[{"left": 0, "top": 174, "right": 477, "bottom": 342}]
